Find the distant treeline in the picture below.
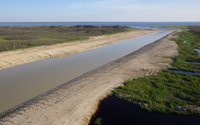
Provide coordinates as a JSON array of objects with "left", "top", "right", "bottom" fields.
[{"left": 0, "top": 25, "right": 131, "bottom": 52}]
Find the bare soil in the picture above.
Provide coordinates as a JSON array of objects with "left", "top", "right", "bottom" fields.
[{"left": 0, "top": 30, "right": 179, "bottom": 125}]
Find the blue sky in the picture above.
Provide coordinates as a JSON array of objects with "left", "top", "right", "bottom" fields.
[{"left": 1, "top": 0, "right": 200, "bottom": 22}]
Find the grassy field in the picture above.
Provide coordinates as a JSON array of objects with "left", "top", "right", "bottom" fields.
[
  {"left": 152, "top": 26, "right": 188, "bottom": 29},
  {"left": 112, "top": 28, "right": 200, "bottom": 116},
  {"left": 0, "top": 25, "right": 133, "bottom": 52}
]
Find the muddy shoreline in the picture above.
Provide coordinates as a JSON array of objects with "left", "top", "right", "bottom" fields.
[{"left": 0, "top": 31, "right": 178, "bottom": 125}]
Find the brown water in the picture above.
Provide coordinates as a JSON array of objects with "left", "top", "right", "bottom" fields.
[{"left": 0, "top": 31, "right": 173, "bottom": 113}]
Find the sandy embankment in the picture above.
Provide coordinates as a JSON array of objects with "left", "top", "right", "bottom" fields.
[
  {"left": 0, "top": 30, "right": 157, "bottom": 70},
  {"left": 0, "top": 31, "right": 179, "bottom": 125}
]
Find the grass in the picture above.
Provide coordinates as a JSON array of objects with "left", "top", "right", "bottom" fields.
[
  {"left": 106, "top": 27, "right": 137, "bottom": 36},
  {"left": 170, "top": 31, "right": 200, "bottom": 72},
  {"left": 113, "top": 70, "right": 200, "bottom": 115},
  {"left": 152, "top": 26, "right": 188, "bottom": 29},
  {"left": 112, "top": 27, "right": 200, "bottom": 115},
  {"left": 0, "top": 25, "right": 133, "bottom": 52},
  {"left": 94, "top": 117, "right": 103, "bottom": 125}
]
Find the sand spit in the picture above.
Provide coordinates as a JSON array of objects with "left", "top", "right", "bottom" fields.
[
  {"left": 0, "top": 30, "right": 157, "bottom": 70},
  {"left": 0, "top": 31, "right": 178, "bottom": 125}
]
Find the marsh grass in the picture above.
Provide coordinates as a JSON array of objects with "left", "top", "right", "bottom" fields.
[
  {"left": 170, "top": 31, "right": 200, "bottom": 72},
  {"left": 94, "top": 117, "right": 103, "bottom": 125},
  {"left": 188, "top": 26, "right": 200, "bottom": 39},
  {"left": 113, "top": 70, "right": 200, "bottom": 114},
  {"left": 113, "top": 28, "right": 200, "bottom": 115},
  {"left": 0, "top": 25, "right": 132, "bottom": 52},
  {"left": 152, "top": 26, "right": 188, "bottom": 29}
]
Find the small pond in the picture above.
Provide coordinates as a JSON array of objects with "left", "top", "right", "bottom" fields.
[
  {"left": 89, "top": 96, "right": 200, "bottom": 125},
  {"left": 168, "top": 69, "right": 200, "bottom": 76},
  {"left": 187, "top": 62, "right": 200, "bottom": 65},
  {"left": 183, "top": 41, "right": 190, "bottom": 44},
  {"left": 194, "top": 49, "right": 200, "bottom": 56}
]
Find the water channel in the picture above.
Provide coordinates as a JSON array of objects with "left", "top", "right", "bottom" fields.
[
  {"left": 168, "top": 70, "right": 200, "bottom": 76},
  {"left": 188, "top": 62, "right": 200, "bottom": 65},
  {"left": 0, "top": 30, "right": 173, "bottom": 113}
]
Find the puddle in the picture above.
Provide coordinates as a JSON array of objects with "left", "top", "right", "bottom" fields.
[
  {"left": 187, "top": 62, "right": 200, "bottom": 65},
  {"left": 168, "top": 69, "right": 200, "bottom": 76},
  {"left": 183, "top": 41, "right": 190, "bottom": 44},
  {"left": 194, "top": 49, "right": 200, "bottom": 56}
]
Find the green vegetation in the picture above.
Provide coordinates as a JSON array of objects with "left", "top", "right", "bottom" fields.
[
  {"left": 188, "top": 26, "right": 200, "bottom": 38},
  {"left": 94, "top": 117, "right": 103, "bottom": 125},
  {"left": 152, "top": 26, "right": 188, "bottom": 29},
  {"left": 113, "top": 70, "right": 200, "bottom": 115},
  {"left": 170, "top": 30, "right": 200, "bottom": 72},
  {"left": 0, "top": 25, "right": 133, "bottom": 52},
  {"left": 113, "top": 27, "right": 200, "bottom": 116}
]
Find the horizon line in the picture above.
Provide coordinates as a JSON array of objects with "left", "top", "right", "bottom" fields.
[{"left": 0, "top": 21, "right": 200, "bottom": 23}]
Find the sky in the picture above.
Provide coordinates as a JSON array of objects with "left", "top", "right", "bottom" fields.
[{"left": 0, "top": 0, "right": 200, "bottom": 22}]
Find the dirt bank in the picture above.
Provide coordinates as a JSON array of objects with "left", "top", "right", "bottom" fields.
[
  {"left": 0, "top": 30, "right": 157, "bottom": 70},
  {"left": 0, "top": 31, "right": 178, "bottom": 125}
]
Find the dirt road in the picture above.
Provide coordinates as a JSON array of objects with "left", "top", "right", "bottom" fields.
[{"left": 0, "top": 31, "right": 178, "bottom": 125}]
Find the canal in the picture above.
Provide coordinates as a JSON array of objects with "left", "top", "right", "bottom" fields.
[{"left": 0, "top": 30, "right": 173, "bottom": 113}]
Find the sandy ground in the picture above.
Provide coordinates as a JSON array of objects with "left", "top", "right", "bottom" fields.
[
  {"left": 0, "top": 30, "right": 157, "bottom": 70},
  {"left": 0, "top": 31, "right": 179, "bottom": 125}
]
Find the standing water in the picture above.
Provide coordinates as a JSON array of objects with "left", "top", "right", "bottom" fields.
[
  {"left": 194, "top": 49, "right": 200, "bottom": 56},
  {"left": 89, "top": 96, "right": 200, "bottom": 125},
  {"left": 0, "top": 31, "right": 173, "bottom": 113},
  {"left": 168, "top": 69, "right": 200, "bottom": 76}
]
